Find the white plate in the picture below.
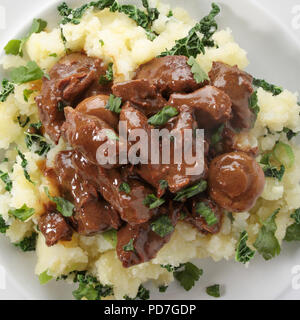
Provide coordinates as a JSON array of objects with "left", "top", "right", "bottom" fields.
[{"left": 0, "top": 0, "right": 300, "bottom": 300}]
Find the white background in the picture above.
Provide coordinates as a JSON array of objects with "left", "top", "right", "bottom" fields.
[{"left": 0, "top": 0, "right": 299, "bottom": 300}]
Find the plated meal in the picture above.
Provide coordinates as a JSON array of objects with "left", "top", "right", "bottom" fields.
[{"left": 0, "top": 0, "right": 300, "bottom": 300}]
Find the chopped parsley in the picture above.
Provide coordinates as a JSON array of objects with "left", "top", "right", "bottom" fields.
[
  {"left": 187, "top": 56, "right": 209, "bottom": 84},
  {"left": 16, "top": 148, "right": 35, "bottom": 184},
  {"left": 23, "top": 89, "right": 34, "bottom": 102},
  {"left": 174, "top": 180, "right": 207, "bottom": 202},
  {"left": 148, "top": 106, "right": 178, "bottom": 126},
  {"left": 72, "top": 271, "right": 113, "bottom": 300},
  {"left": 119, "top": 182, "right": 131, "bottom": 194},
  {"left": 249, "top": 91, "right": 260, "bottom": 116},
  {"left": 25, "top": 131, "right": 51, "bottom": 157},
  {"left": 284, "top": 208, "right": 300, "bottom": 242},
  {"left": 49, "top": 53, "right": 58, "bottom": 57},
  {"left": 167, "top": 10, "right": 173, "bottom": 18},
  {"left": 160, "top": 264, "right": 184, "bottom": 272},
  {"left": 253, "top": 78, "right": 283, "bottom": 96},
  {"left": 17, "top": 115, "right": 30, "bottom": 128},
  {"left": 0, "top": 215, "right": 9, "bottom": 234},
  {"left": 0, "top": 79, "right": 15, "bottom": 102},
  {"left": 123, "top": 238, "right": 135, "bottom": 252},
  {"left": 282, "top": 127, "right": 299, "bottom": 141},
  {"left": 235, "top": 230, "right": 255, "bottom": 264},
  {"left": 14, "top": 232, "right": 38, "bottom": 252},
  {"left": 39, "top": 270, "right": 53, "bottom": 285},
  {"left": 4, "top": 18, "right": 47, "bottom": 56},
  {"left": 196, "top": 202, "right": 218, "bottom": 226},
  {"left": 124, "top": 285, "right": 150, "bottom": 300},
  {"left": 159, "top": 3, "right": 220, "bottom": 57},
  {"left": 105, "top": 130, "right": 119, "bottom": 141},
  {"left": 10, "top": 61, "right": 45, "bottom": 84},
  {"left": 159, "top": 180, "right": 168, "bottom": 190},
  {"left": 105, "top": 94, "right": 122, "bottom": 114},
  {"left": 211, "top": 124, "right": 225, "bottom": 146},
  {"left": 102, "top": 229, "right": 117, "bottom": 247},
  {"left": 151, "top": 215, "right": 174, "bottom": 237},
  {"left": 58, "top": 2, "right": 90, "bottom": 25},
  {"left": 44, "top": 187, "right": 74, "bottom": 217},
  {"left": 99, "top": 62, "right": 114, "bottom": 84},
  {"left": 159, "top": 285, "right": 168, "bottom": 293},
  {"left": 253, "top": 209, "right": 281, "bottom": 260},
  {"left": 9, "top": 204, "right": 35, "bottom": 222},
  {"left": 0, "top": 170, "right": 12, "bottom": 192},
  {"left": 174, "top": 262, "right": 203, "bottom": 291},
  {"left": 260, "top": 152, "right": 285, "bottom": 182},
  {"left": 206, "top": 284, "right": 221, "bottom": 298},
  {"left": 144, "top": 194, "right": 165, "bottom": 209}
]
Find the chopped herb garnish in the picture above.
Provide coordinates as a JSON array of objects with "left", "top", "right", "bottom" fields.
[
  {"left": 159, "top": 3, "right": 220, "bottom": 57},
  {"left": 72, "top": 271, "right": 113, "bottom": 300},
  {"left": 119, "top": 182, "right": 131, "bottom": 194},
  {"left": 206, "top": 284, "right": 221, "bottom": 298},
  {"left": 23, "top": 89, "right": 34, "bottom": 102},
  {"left": 151, "top": 215, "right": 174, "bottom": 237},
  {"left": 16, "top": 148, "right": 35, "bottom": 184},
  {"left": 0, "top": 79, "right": 15, "bottom": 102},
  {"left": 39, "top": 270, "right": 53, "bottom": 285},
  {"left": 211, "top": 124, "right": 225, "bottom": 145},
  {"left": 105, "top": 94, "right": 122, "bottom": 114},
  {"left": 17, "top": 115, "right": 30, "bottom": 128},
  {"left": 253, "top": 209, "right": 281, "bottom": 260},
  {"left": 249, "top": 91, "right": 260, "bottom": 116},
  {"left": 4, "top": 19, "right": 47, "bottom": 56},
  {"left": 291, "top": 208, "right": 300, "bottom": 224},
  {"left": 196, "top": 202, "right": 217, "bottom": 226},
  {"left": 235, "top": 230, "right": 255, "bottom": 264},
  {"left": 123, "top": 238, "right": 135, "bottom": 252},
  {"left": 273, "top": 141, "right": 295, "bottom": 169},
  {"left": 174, "top": 262, "right": 203, "bottom": 291},
  {"left": 284, "top": 208, "right": 300, "bottom": 242},
  {"left": 25, "top": 131, "right": 50, "bottom": 157},
  {"left": 187, "top": 56, "right": 209, "bottom": 84},
  {"left": 14, "top": 232, "right": 38, "bottom": 252},
  {"left": 282, "top": 127, "right": 298, "bottom": 141},
  {"left": 99, "top": 62, "right": 114, "bottom": 84},
  {"left": 0, "top": 215, "right": 9, "bottom": 234},
  {"left": 144, "top": 194, "right": 165, "bottom": 209},
  {"left": 159, "top": 180, "right": 168, "bottom": 190},
  {"left": 102, "top": 229, "right": 117, "bottom": 247},
  {"left": 253, "top": 78, "right": 283, "bottom": 96},
  {"left": 159, "top": 285, "right": 168, "bottom": 293},
  {"left": 148, "top": 106, "right": 178, "bottom": 126},
  {"left": 99, "top": 39, "right": 104, "bottom": 46},
  {"left": 0, "top": 170, "right": 12, "bottom": 192},
  {"left": 263, "top": 165, "right": 285, "bottom": 181},
  {"left": 124, "top": 285, "right": 150, "bottom": 300},
  {"left": 44, "top": 187, "right": 74, "bottom": 217},
  {"left": 49, "top": 53, "right": 58, "bottom": 57},
  {"left": 10, "top": 61, "right": 45, "bottom": 84},
  {"left": 160, "top": 264, "right": 183, "bottom": 272},
  {"left": 105, "top": 130, "right": 119, "bottom": 141},
  {"left": 167, "top": 10, "right": 173, "bottom": 18},
  {"left": 174, "top": 180, "right": 207, "bottom": 202},
  {"left": 9, "top": 204, "right": 35, "bottom": 222}
]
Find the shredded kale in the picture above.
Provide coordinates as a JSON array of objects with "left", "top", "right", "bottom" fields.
[
  {"left": 72, "top": 271, "right": 113, "bottom": 300},
  {"left": 159, "top": 3, "right": 220, "bottom": 57},
  {"left": 174, "top": 262, "right": 203, "bottom": 291},
  {"left": 14, "top": 232, "right": 38, "bottom": 252},
  {"left": 0, "top": 79, "right": 15, "bottom": 102},
  {"left": 151, "top": 215, "right": 174, "bottom": 237},
  {"left": 206, "top": 284, "right": 221, "bottom": 298},
  {"left": 0, "top": 215, "right": 9, "bottom": 234},
  {"left": 99, "top": 62, "right": 114, "bottom": 84},
  {"left": 235, "top": 230, "right": 255, "bottom": 264},
  {"left": 174, "top": 180, "right": 207, "bottom": 202},
  {"left": 44, "top": 187, "right": 74, "bottom": 217},
  {"left": 124, "top": 285, "right": 150, "bottom": 300},
  {"left": 105, "top": 94, "right": 122, "bottom": 114},
  {"left": 253, "top": 209, "right": 281, "bottom": 260},
  {"left": 144, "top": 194, "right": 165, "bottom": 209},
  {"left": 148, "top": 106, "right": 178, "bottom": 127}
]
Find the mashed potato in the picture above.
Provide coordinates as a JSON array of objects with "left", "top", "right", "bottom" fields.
[{"left": 0, "top": 1, "right": 300, "bottom": 300}]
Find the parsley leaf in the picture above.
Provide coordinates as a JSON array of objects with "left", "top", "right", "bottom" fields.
[
  {"left": 148, "top": 106, "right": 178, "bottom": 126},
  {"left": 159, "top": 285, "right": 168, "bottom": 293},
  {"left": 253, "top": 209, "right": 281, "bottom": 260},
  {"left": 253, "top": 78, "right": 283, "bottom": 96},
  {"left": 99, "top": 62, "right": 114, "bottom": 84},
  {"left": 159, "top": 3, "right": 220, "bottom": 57},
  {"left": 0, "top": 170, "right": 12, "bottom": 192},
  {"left": 58, "top": 2, "right": 90, "bottom": 25},
  {"left": 151, "top": 215, "right": 174, "bottom": 237},
  {"left": 206, "top": 284, "right": 221, "bottom": 298},
  {"left": 44, "top": 187, "right": 74, "bottom": 217},
  {"left": 16, "top": 148, "right": 35, "bottom": 184},
  {"left": 25, "top": 132, "right": 51, "bottom": 156},
  {"left": 284, "top": 208, "right": 300, "bottom": 242},
  {"left": 123, "top": 238, "right": 135, "bottom": 252},
  {"left": 23, "top": 89, "right": 34, "bottom": 102},
  {"left": 291, "top": 208, "right": 300, "bottom": 224},
  {"left": 39, "top": 270, "right": 53, "bottom": 285},
  {"left": 72, "top": 271, "right": 113, "bottom": 300},
  {"left": 282, "top": 127, "right": 299, "bottom": 141},
  {"left": 196, "top": 202, "right": 218, "bottom": 226},
  {"left": 119, "top": 182, "right": 131, "bottom": 194},
  {"left": 160, "top": 264, "right": 184, "bottom": 272},
  {"left": 105, "top": 94, "right": 122, "bottom": 114},
  {"left": 144, "top": 194, "right": 165, "bottom": 209},
  {"left": 0, "top": 79, "right": 15, "bottom": 102},
  {"left": 0, "top": 215, "right": 9, "bottom": 234},
  {"left": 4, "top": 19, "right": 47, "bottom": 56},
  {"left": 187, "top": 56, "right": 209, "bottom": 84},
  {"left": 14, "top": 232, "right": 38, "bottom": 252},
  {"left": 124, "top": 285, "right": 150, "bottom": 300},
  {"left": 174, "top": 180, "right": 207, "bottom": 202},
  {"left": 235, "top": 230, "right": 255, "bottom": 264},
  {"left": 10, "top": 61, "right": 45, "bottom": 84},
  {"left": 249, "top": 91, "right": 260, "bottom": 116},
  {"left": 17, "top": 115, "right": 30, "bottom": 128},
  {"left": 174, "top": 262, "right": 203, "bottom": 291},
  {"left": 9, "top": 204, "right": 35, "bottom": 222},
  {"left": 260, "top": 152, "right": 285, "bottom": 181}
]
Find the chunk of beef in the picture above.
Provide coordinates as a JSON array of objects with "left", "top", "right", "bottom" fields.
[
  {"left": 134, "top": 56, "right": 205, "bottom": 98},
  {"left": 112, "top": 79, "right": 167, "bottom": 116},
  {"left": 116, "top": 203, "right": 180, "bottom": 268},
  {"left": 76, "top": 95, "right": 119, "bottom": 130},
  {"left": 169, "top": 85, "right": 232, "bottom": 130},
  {"left": 209, "top": 61, "right": 255, "bottom": 130},
  {"left": 38, "top": 208, "right": 73, "bottom": 246},
  {"left": 208, "top": 151, "right": 265, "bottom": 212},
  {"left": 35, "top": 53, "right": 107, "bottom": 143}
]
